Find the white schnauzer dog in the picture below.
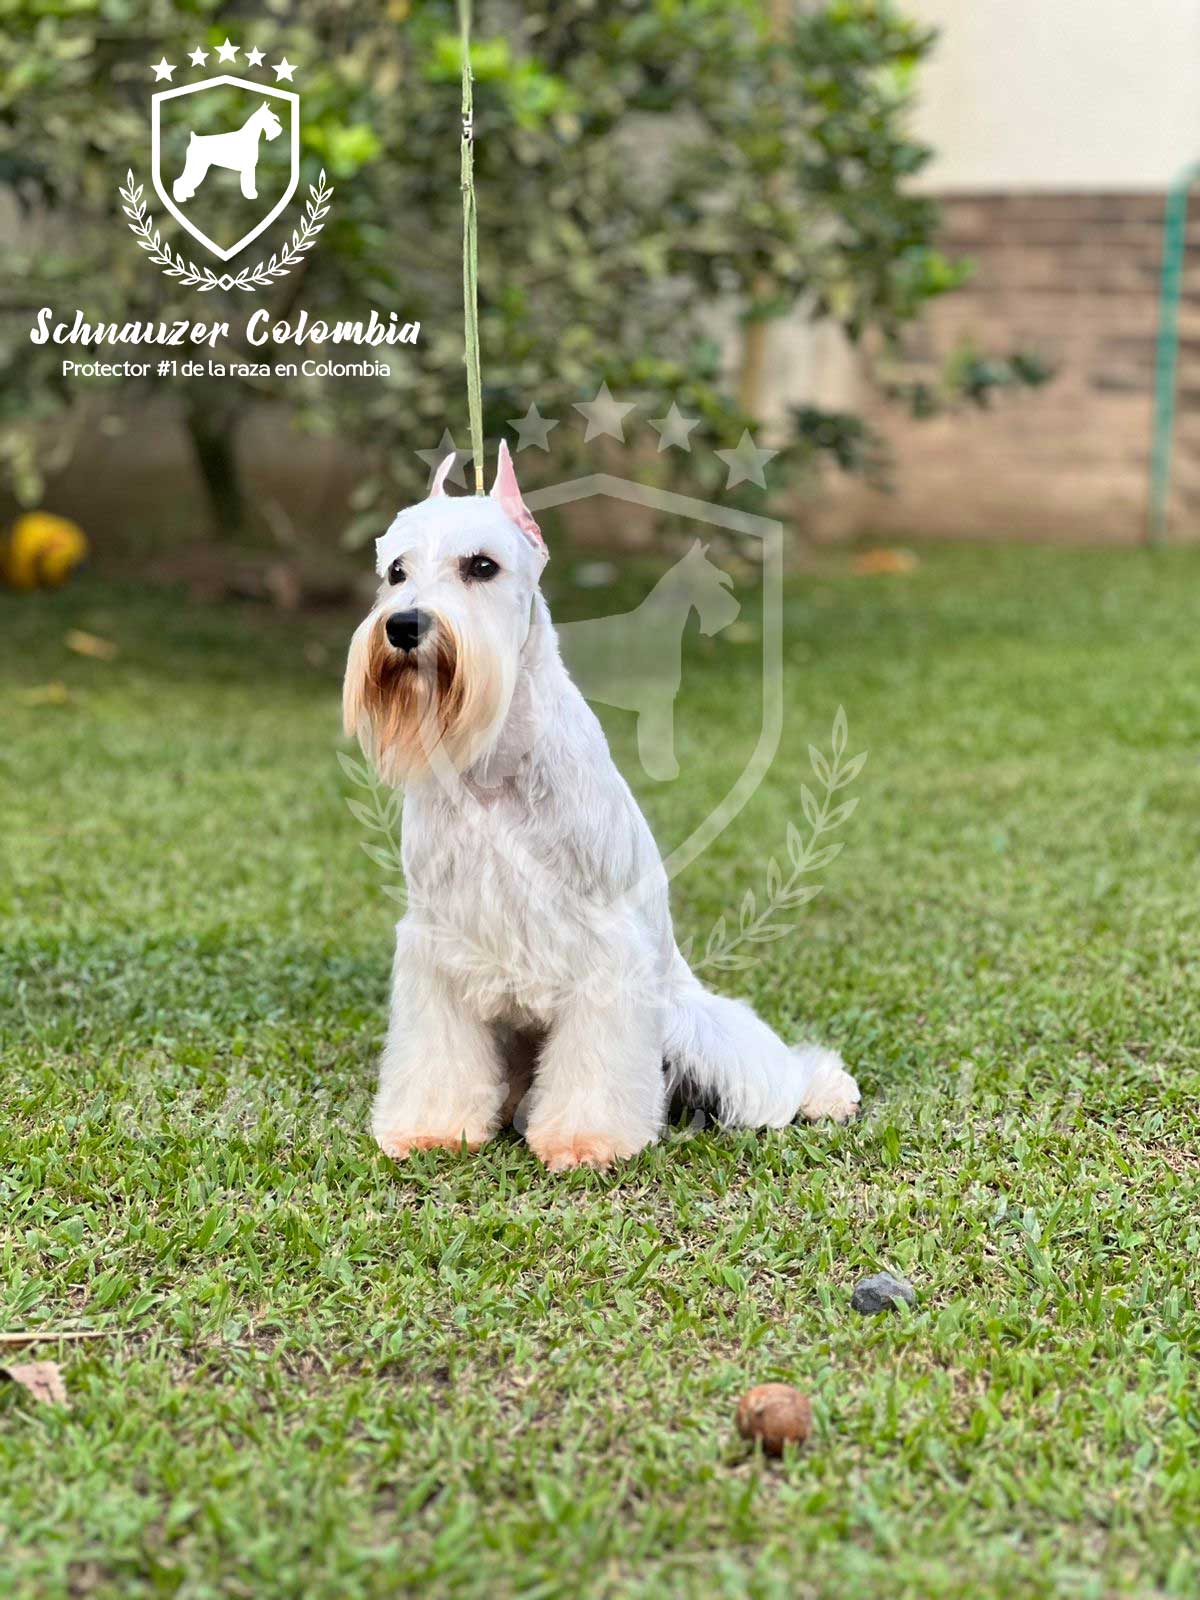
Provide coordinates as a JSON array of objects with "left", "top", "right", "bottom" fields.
[{"left": 343, "top": 443, "right": 860, "bottom": 1171}]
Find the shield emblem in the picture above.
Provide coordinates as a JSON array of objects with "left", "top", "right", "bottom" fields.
[
  {"left": 523, "top": 475, "right": 783, "bottom": 892},
  {"left": 151, "top": 75, "right": 299, "bottom": 262}
]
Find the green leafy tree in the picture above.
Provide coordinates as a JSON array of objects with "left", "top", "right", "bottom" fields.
[{"left": 0, "top": 0, "right": 1043, "bottom": 542}]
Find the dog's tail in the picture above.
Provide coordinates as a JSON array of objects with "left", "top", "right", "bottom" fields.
[{"left": 663, "top": 952, "right": 859, "bottom": 1127}]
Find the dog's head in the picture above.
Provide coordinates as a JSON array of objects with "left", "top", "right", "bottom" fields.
[
  {"left": 343, "top": 441, "right": 548, "bottom": 785},
  {"left": 259, "top": 103, "right": 284, "bottom": 141}
]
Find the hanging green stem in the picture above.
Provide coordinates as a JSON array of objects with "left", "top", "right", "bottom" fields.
[{"left": 459, "top": 0, "right": 484, "bottom": 493}]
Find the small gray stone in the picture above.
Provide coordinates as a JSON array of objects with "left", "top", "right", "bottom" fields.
[{"left": 851, "top": 1272, "right": 916, "bottom": 1314}]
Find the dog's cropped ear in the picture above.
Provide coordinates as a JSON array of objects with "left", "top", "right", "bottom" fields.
[
  {"left": 491, "top": 439, "right": 547, "bottom": 564},
  {"left": 428, "top": 453, "right": 456, "bottom": 497}
]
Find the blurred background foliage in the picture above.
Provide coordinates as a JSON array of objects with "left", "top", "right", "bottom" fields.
[{"left": 0, "top": 0, "right": 1048, "bottom": 549}]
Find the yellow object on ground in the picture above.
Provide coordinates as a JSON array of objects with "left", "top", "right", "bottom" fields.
[
  {"left": 65, "top": 629, "right": 118, "bottom": 661},
  {"left": 852, "top": 547, "right": 919, "bottom": 577},
  {"left": 2, "top": 512, "right": 89, "bottom": 590},
  {"left": 17, "top": 681, "right": 71, "bottom": 707}
]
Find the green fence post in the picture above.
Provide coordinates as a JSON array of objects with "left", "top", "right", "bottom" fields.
[{"left": 1148, "top": 165, "right": 1200, "bottom": 545}]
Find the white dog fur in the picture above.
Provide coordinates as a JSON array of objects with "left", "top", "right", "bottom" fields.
[{"left": 343, "top": 443, "right": 859, "bottom": 1170}]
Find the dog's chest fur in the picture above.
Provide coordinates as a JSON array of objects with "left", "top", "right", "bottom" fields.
[{"left": 399, "top": 666, "right": 672, "bottom": 1024}]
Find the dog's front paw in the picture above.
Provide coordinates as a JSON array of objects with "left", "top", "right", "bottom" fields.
[
  {"left": 526, "top": 1132, "right": 628, "bottom": 1172},
  {"left": 376, "top": 1130, "right": 487, "bottom": 1159},
  {"left": 793, "top": 1047, "right": 861, "bottom": 1124}
]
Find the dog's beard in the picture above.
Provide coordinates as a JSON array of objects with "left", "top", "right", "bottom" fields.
[{"left": 343, "top": 611, "right": 514, "bottom": 785}]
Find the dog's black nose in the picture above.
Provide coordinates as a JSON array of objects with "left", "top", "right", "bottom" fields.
[{"left": 385, "top": 608, "right": 432, "bottom": 653}]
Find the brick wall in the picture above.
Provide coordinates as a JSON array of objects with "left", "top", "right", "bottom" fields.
[{"left": 817, "top": 193, "right": 1199, "bottom": 543}]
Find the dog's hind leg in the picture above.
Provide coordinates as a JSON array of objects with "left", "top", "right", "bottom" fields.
[{"left": 663, "top": 953, "right": 859, "bottom": 1127}]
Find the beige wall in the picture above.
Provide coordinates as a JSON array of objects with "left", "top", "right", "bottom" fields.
[
  {"left": 907, "top": 0, "right": 1200, "bottom": 192},
  {"left": 801, "top": 5, "right": 1200, "bottom": 542},
  {"left": 814, "top": 193, "right": 1179, "bottom": 545}
]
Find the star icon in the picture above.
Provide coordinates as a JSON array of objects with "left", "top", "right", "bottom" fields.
[
  {"left": 151, "top": 57, "right": 176, "bottom": 81},
  {"left": 572, "top": 382, "right": 636, "bottom": 443},
  {"left": 715, "top": 429, "right": 778, "bottom": 490},
  {"left": 187, "top": 47, "right": 208, "bottom": 67},
  {"left": 649, "top": 402, "right": 700, "bottom": 453},
  {"left": 245, "top": 46, "right": 265, "bottom": 67},
  {"left": 215, "top": 38, "right": 239, "bottom": 63},
  {"left": 416, "top": 430, "right": 473, "bottom": 490},
  {"left": 273, "top": 57, "right": 296, "bottom": 82},
  {"left": 508, "top": 403, "right": 558, "bottom": 453}
]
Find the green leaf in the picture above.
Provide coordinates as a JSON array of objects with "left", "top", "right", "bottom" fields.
[
  {"left": 360, "top": 842, "right": 402, "bottom": 871},
  {"left": 346, "top": 800, "right": 386, "bottom": 832},
  {"left": 787, "top": 822, "right": 806, "bottom": 869},
  {"left": 835, "top": 751, "right": 869, "bottom": 787},
  {"left": 337, "top": 751, "right": 372, "bottom": 788},
  {"left": 801, "top": 785, "right": 822, "bottom": 829}
]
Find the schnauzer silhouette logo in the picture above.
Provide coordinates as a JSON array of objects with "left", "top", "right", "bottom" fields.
[
  {"left": 172, "top": 101, "right": 283, "bottom": 204},
  {"left": 556, "top": 541, "right": 741, "bottom": 782},
  {"left": 151, "top": 75, "right": 299, "bottom": 261}
]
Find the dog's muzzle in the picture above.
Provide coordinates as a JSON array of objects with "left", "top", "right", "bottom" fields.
[{"left": 385, "top": 608, "right": 433, "bottom": 653}]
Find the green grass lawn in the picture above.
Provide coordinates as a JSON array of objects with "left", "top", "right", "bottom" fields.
[{"left": 3, "top": 543, "right": 1200, "bottom": 1599}]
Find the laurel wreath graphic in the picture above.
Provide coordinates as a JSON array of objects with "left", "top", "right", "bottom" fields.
[
  {"left": 339, "top": 708, "right": 866, "bottom": 969},
  {"left": 119, "top": 168, "right": 333, "bottom": 292},
  {"left": 338, "top": 751, "right": 408, "bottom": 910},
  {"left": 684, "top": 707, "right": 866, "bottom": 975}
]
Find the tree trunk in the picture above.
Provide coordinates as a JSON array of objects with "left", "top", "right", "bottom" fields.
[
  {"left": 738, "top": 293, "right": 772, "bottom": 417},
  {"left": 185, "top": 393, "right": 245, "bottom": 540}
]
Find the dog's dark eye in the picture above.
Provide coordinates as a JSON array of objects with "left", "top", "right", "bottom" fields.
[
  {"left": 387, "top": 558, "right": 405, "bottom": 585},
  {"left": 463, "top": 554, "right": 500, "bottom": 582}
]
